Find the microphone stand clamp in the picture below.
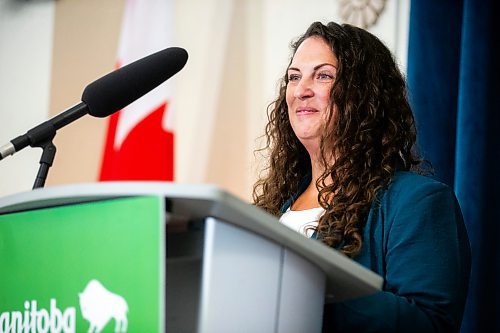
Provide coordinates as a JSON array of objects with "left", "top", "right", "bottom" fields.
[
  {"left": 33, "top": 140, "right": 57, "bottom": 190},
  {"left": 24, "top": 121, "right": 57, "bottom": 190}
]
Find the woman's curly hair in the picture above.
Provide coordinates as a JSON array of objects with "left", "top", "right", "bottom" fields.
[{"left": 253, "top": 22, "right": 424, "bottom": 257}]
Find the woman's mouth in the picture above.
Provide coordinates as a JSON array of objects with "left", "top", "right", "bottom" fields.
[{"left": 296, "top": 107, "right": 319, "bottom": 114}]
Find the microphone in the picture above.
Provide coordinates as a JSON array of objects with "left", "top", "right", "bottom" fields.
[{"left": 0, "top": 47, "right": 188, "bottom": 160}]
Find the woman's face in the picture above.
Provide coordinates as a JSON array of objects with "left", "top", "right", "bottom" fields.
[{"left": 286, "top": 36, "right": 338, "bottom": 153}]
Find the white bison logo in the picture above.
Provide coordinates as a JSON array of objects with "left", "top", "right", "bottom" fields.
[{"left": 79, "top": 279, "right": 128, "bottom": 333}]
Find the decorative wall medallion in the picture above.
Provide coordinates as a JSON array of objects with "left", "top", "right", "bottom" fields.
[{"left": 339, "top": 0, "right": 387, "bottom": 29}]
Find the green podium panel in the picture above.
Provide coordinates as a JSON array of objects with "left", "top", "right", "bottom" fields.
[{"left": 0, "top": 196, "right": 164, "bottom": 333}]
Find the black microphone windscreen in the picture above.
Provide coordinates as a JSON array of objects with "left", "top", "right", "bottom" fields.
[{"left": 81, "top": 47, "right": 188, "bottom": 118}]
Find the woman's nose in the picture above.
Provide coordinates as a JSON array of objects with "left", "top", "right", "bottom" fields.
[{"left": 293, "top": 77, "right": 314, "bottom": 99}]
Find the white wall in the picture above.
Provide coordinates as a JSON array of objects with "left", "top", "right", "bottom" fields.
[{"left": 0, "top": 0, "right": 54, "bottom": 196}]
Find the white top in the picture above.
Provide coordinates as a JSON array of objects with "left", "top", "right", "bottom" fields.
[{"left": 279, "top": 207, "right": 325, "bottom": 238}]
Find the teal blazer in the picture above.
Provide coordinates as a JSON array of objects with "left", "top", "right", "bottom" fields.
[{"left": 281, "top": 172, "right": 471, "bottom": 332}]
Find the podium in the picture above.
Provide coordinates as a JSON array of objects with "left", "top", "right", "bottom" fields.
[{"left": 0, "top": 183, "right": 382, "bottom": 333}]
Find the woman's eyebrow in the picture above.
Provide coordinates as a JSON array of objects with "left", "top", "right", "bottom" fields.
[
  {"left": 287, "top": 63, "right": 337, "bottom": 72},
  {"left": 314, "top": 63, "right": 337, "bottom": 70}
]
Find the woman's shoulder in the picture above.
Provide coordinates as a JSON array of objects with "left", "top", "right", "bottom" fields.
[
  {"left": 379, "top": 171, "right": 459, "bottom": 212},
  {"left": 373, "top": 172, "right": 468, "bottom": 256},
  {"left": 391, "top": 170, "right": 448, "bottom": 187},
  {"left": 387, "top": 171, "right": 454, "bottom": 198}
]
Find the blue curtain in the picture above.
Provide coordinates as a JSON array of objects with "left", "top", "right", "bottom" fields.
[{"left": 408, "top": 0, "right": 500, "bottom": 332}]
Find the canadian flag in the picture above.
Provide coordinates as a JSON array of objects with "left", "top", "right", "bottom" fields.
[{"left": 99, "top": 0, "right": 174, "bottom": 181}]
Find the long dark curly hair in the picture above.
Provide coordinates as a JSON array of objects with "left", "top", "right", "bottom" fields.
[{"left": 253, "top": 22, "right": 424, "bottom": 257}]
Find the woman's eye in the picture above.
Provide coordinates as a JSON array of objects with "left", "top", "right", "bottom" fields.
[
  {"left": 288, "top": 74, "right": 300, "bottom": 81},
  {"left": 317, "top": 73, "right": 334, "bottom": 80}
]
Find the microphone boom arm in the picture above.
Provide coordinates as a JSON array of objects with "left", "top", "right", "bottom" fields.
[
  {"left": 0, "top": 103, "right": 88, "bottom": 160},
  {"left": 0, "top": 103, "right": 88, "bottom": 190}
]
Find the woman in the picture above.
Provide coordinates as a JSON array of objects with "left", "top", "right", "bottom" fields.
[{"left": 253, "top": 22, "right": 471, "bottom": 332}]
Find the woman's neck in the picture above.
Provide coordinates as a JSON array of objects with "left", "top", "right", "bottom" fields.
[
  {"left": 291, "top": 153, "right": 333, "bottom": 211},
  {"left": 310, "top": 151, "right": 334, "bottom": 185}
]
